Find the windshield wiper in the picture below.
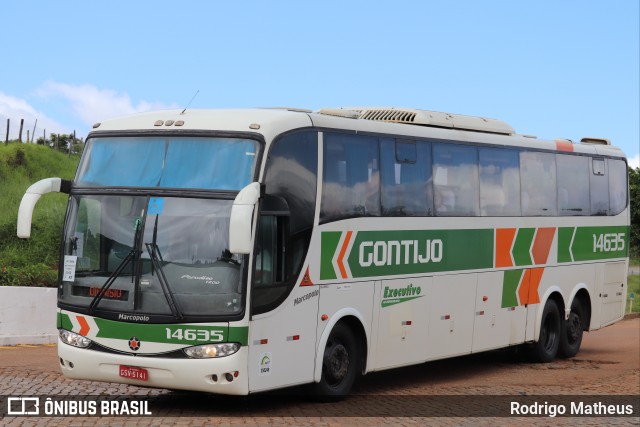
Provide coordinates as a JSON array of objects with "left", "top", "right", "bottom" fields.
[
  {"left": 88, "top": 248, "right": 138, "bottom": 314},
  {"left": 89, "top": 218, "right": 142, "bottom": 314},
  {"left": 145, "top": 242, "right": 183, "bottom": 321}
]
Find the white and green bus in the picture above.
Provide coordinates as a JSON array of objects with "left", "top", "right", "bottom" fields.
[{"left": 17, "top": 107, "right": 629, "bottom": 397}]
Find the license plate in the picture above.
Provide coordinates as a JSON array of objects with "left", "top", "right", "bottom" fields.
[{"left": 119, "top": 365, "right": 148, "bottom": 381}]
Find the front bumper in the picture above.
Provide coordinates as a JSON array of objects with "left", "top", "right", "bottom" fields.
[{"left": 58, "top": 339, "right": 249, "bottom": 395}]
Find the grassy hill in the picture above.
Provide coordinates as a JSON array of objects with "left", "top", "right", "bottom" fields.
[{"left": 0, "top": 143, "right": 79, "bottom": 286}]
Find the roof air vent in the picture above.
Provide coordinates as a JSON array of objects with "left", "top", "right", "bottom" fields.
[
  {"left": 580, "top": 137, "right": 611, "bottom": 146},
  {"left": 346, "top": 107, "right": 515, "bottom": 135}
]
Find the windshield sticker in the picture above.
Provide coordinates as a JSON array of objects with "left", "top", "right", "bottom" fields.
[
  {"left": 180, "top": 275, "right": 220, "bottom": 285},
  {"left": 147, "top": 197, "right": 165, "bottom": 216},
  {"left": 63, "top": 256, "right": 77, "bottom": 282}
]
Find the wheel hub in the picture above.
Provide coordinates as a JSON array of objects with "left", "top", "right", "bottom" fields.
[
  {"left": 567, "top": 313, "right": 582, "bottom": 342},
  {"left": 327, "top": 344, "right": 349, "bottom": 383}
]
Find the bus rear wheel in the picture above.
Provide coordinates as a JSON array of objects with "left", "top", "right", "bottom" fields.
[
  {"left": 313, "top": 322, "right": 358, "bottom": 400},
  {"left": 559, "top": 299, "right": 584, "bottom": 358},
  {"left": 530, "top": 298, "right": 561, "bottom": 363}
]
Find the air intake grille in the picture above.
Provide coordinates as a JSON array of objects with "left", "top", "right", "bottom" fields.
[{"left": 359, "top": 109, "right": 417, "bottom": 124}]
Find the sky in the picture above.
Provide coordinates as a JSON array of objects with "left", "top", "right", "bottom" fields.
[{"left": 1, "top": 1, "right": 638, "bottom": 167}]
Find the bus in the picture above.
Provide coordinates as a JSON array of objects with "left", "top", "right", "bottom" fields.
[{"left": 17, "top": 107, "right": 629, "bottom": 398}]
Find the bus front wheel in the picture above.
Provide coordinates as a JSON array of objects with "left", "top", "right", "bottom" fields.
[
  {"left": 531, "top": 298, "right": 561, "bottom": 363},
  {"left": 559, "top": 298, "right": 584, "bottom": 358},
  {"left": 314, "top": 322, "right": 358, "bottom": 400}
]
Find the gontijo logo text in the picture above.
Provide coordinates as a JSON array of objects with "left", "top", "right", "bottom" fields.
[{"left": 320, "top": 229, "right": 493, "bottom": 280}]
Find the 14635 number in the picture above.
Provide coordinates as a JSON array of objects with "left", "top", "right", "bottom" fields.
[
  {"left": 592, "top": 233, "right": 625, "bottom": 253},
  {"left": 165, "top": 328, "right": 224, "bottom": 342}
]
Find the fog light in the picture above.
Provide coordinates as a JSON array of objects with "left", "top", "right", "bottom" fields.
[{"left": 225, "top": 373, "right": 234, "bottom": 382}]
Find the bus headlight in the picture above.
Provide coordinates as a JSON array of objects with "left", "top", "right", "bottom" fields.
[
  {"left": 59, "top": 329, "right": 92, "bottom": 348},
  {"left": 183, "top": 343, "right": 240, "bottom": 358}
]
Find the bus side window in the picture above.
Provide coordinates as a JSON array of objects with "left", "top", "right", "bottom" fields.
[
  {"left": 254, "top": 215, "right": 284, "bottom": 286},
  {"left": 433, "top": 143, "right": 479, "bottom": 216},
  {"left": 556, "top": 154, "right": 589, "bottom": 216},
  {"left": 520, "top": 151, "right": 557, "bottom": 216},
  {"left": 321, "top": 133, "right": 380, "bottom": 222},
  {"left": 252, "top": 131, "right": 317, "bottom": 315},
  {"left": 590, "top": 158, "right": 609, "bottom": 215},
  {"left": 608, "top": 159, "right": 627, "bottom": 215},
  {"left": 479, "top": 147, "right": 520, "bottom": 216},
  {"left": 380, "top": 138, "right": 433, "bottom": 216}
]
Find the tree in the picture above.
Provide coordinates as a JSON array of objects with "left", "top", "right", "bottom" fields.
[{"left": 34, "top": 133, "right": 84, "bottom": 156}]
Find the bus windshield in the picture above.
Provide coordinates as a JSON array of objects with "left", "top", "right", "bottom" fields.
[
  {"left": 76, "top": 136, "right": 259, "bottom": 190},
  {"left": 59, "top": 195, "right": 244, "bottom": 319}
]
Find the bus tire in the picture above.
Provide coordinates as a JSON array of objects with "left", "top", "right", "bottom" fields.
[
  {"left": 313, "top": 322, "right": 358, "bottom": 400},
  {"left": 530, "top": 298, "right": 561, "bottom": 363},
  {"left": 559, "top": 298, "right": 584, "bottom": 358}
]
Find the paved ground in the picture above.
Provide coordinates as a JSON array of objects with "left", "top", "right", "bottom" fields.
[{"left": 0, "top": 318, "right": 638, "bottom": 426}]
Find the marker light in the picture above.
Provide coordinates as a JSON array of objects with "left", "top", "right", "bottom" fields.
[
  {"left": 183, "top": 343, "right": 240, "bottom": 359},
  {"left": 59, "top": 329, "right": 92, "bottom": 348}
]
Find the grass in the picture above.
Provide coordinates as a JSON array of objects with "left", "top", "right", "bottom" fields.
[{"left": 0, "top": 142, "right": 79, "bottom": 286}]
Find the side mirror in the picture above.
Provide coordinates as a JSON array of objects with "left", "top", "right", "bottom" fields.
[
  {"left": 229, "top": 182, "right": 261, "bottom": 254},
  {"left": 17, "top": 177, "right": 70, "bottom": 238}
]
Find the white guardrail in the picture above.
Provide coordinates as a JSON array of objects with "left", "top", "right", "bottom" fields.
[{"left": 0, "top": 287, "right": 57, "bottom": 345}]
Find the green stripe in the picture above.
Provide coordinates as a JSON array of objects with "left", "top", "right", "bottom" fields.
[
  {"left": 502, "top": 269, "right": 523, "bottom": 308},
  {"left": 381, "top": 295, "right": 424, "bottom": 308},
  {"left": 346, "top": 229, "right": 493, "bottom": 278},
  {"left": 60, "top": 313, "right": 73, "bottom": 330},
  {"left": 320, "top": 232, "right": 342, "bottom": 280},
  {"left": 557, "top": 227, "right": 575, "bottom": 263},
  {"left": 560, "top": 225, "right": 629, "bottom": 262},
  {"left": 59, "top": 313, "right": 248, "bottom": 346},
  {"left": 512, "top": 228, "right": 535, "bottom": 266}
]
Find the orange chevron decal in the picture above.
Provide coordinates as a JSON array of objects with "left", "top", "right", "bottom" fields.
[
  {"left": 532, "top": 227, "right": 556, "bottom": 265},
  {"left": 527, "top": 268, "right": 543, "bottom": 305},
  {"left": 518, "top": 269, "right": 531, "bottom": 305},
  {"left": 495, "top": 228, "right": 517, "bottom": 268},
  {"left": 518, "top": 268, "right": 544, "bottom": 305},
  {"left": 77, "top": 315, "right": 90, "bottom": 336},
  {"left": 337, "top": 231, "right": 353, "bottom": 279}
]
